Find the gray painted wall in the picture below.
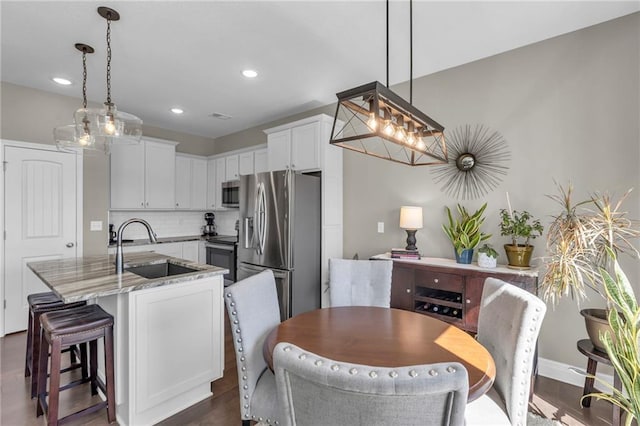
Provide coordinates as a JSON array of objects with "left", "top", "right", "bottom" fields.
[
  {"left": 0, "top": 82, "right": 216, "bottom": 255},
  {"left": 216, "top": 13, "right": 640, "bottom": 368}
]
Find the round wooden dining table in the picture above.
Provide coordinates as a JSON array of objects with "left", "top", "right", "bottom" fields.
[{"left": 263, "top": 306, "right": 496, "bottom": 401}]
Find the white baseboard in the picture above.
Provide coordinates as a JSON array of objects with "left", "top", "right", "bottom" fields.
[{"left": 538, "top": 356, "right": 614, "bottom": 389}]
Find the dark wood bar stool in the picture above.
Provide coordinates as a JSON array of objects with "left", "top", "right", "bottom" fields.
[
  {"left": 577, "top": 339, "right": 621, "bottom": 426},
  {"left": 25, "top": 292, "right": 87, "bottom": 398},
  {"left": 36, "top": 304, "right": 116, "bottom": 426}
]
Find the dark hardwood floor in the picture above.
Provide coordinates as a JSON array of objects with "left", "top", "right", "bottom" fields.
[{"left": 1, "top": 310, "right": 620, "bottom": 425}]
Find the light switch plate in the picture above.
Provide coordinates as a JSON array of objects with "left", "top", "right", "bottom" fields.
[
  {"left": 90, "top": 220, "right": 103, "bottom": 231},
  {"left": 377, "top": 222, "right": 384, "bottom": 233}
]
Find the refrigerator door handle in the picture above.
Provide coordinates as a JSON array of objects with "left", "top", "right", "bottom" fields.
[
  {"left": 256, "top": 182, "right": 267, "bottom": 255},
  {"left": 243, "top": 217, "right": 253, "bottom": 249}
]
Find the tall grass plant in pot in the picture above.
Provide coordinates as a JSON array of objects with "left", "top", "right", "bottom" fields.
[
  {"left": 541, "top": 183, "right": 640, "bottom": 352},
  {"left": 541, "top": 183, "right": 640, "bottom": 422},
  {"left": 442, "top": 203, "right": 491, "bottom": 264}
]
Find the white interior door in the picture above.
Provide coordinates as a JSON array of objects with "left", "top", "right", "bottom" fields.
[{"left": 4, "top": 146, "right": 78, "bottom": 333}]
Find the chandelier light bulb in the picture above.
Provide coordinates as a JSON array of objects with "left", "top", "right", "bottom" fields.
[
  {"left": 416, "top": 138, "right": 426, "bottom": 151},
  {"left": 383, "top": 120, "right": 395, "bottom": 136},
  {"left": 367, "top": 113, "right": 378, "bottom": 131},
  {"left": 395, "top": 126, "right": 407, "bottom": 142},
  {"left": 406, "top": 132, "right": 417, "bottom": 146}
]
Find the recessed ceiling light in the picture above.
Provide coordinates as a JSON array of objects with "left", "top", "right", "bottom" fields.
[
  {"left": 170, "top": 107, "right": 184, "bottom": 115},
  {"left": 52, "top": 77, "right": 72, "bottom": 86},
  {"left": 242, "top": 69, "right": 258, "bottom": 78}
]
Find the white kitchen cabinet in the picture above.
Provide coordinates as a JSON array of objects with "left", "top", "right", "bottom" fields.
[
  {"left": 191, "top": 157, "right": 208, "bottom": 210},
  {"left": 175, "top": 155, "right": 191, "bottom": 209},
  {"left": 239, "top": 151, "right": 254, "bottom": 176},
  {"left": 225, "top": 155, "right": 239, "bottom": 181},
  {"left": 266, "top": 118, "right": 323, "bottom": 171},
  {"left": 215, "top": 157, "right": 226, "bottom": 206},
  {"left": 207, "top": 158, "right": 217, "bottom": 210},
  {"left": 267, "top": 129, "right": 291, "bottom": 171},
  {"left": 110, "top": 142, "right": 145, "bottom": 209},
  {"left": 254, "top": 148, "right": 268, "bottom": 173},
  {"left": 110, "top": 138, "right": 178, "bottom": 210},
  {"left": 176, "top": 154, "right": 208, "bottom": 210},
  {"left": 144, "top": 141, "right": 177, "bottom": 209}
]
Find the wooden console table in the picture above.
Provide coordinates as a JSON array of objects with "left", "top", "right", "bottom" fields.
[{"left": 371, "top": 255, "right": 538, "bottom": 334}]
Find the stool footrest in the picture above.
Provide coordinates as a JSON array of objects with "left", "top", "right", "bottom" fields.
[{"left": 58, "top": 401, "right": 108, "bottom": 426}]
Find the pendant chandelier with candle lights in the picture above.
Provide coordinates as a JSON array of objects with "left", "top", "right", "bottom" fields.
[{"left": 329, "top": 0, "right": 448, "bottom": 166}]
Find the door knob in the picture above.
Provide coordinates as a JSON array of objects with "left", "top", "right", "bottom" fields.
[{"left": 66, "top": 242, "right": 74, "bottom": 248}]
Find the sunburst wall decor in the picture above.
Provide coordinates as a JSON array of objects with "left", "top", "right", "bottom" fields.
[{"left": 430, "top": 124, "right": 510, "bottom": 200}]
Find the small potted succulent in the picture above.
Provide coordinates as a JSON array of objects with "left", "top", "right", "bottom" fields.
[
  {"left": 477, "top": 243, "right": 498, "bottom": 268},
  {"left": 499, "top": 208, "right": 543, "bottom": 268}
]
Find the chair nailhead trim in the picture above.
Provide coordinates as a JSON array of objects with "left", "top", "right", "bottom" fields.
[
  {"left": 284, "top": 346, "right": 292, "bottom": 352},
  {"left": 409, "top": 370, "right": 418, "bottom": 377},
  {"left": 389, "top": 371, "right": 398, "bottom": 378},
  {"left": 349, "top": 368, "right": 358, "bottom": 375},
  {"left": 331, "top": 364, "right": 339, "bottom": 371},
  {"left": 446, "top": 366, "right": 456, "bottom": 373},
  {"left": 298, "top": 354, "right": 307, "bottom": 360},
  {"left": 429, "top": 369, "right": 438, "bottom": 376},
  {"left": 314, "top": 360, "right": 323, "bottom": 366},
  {"left": 369, "top": 371, "right": 378, "bottom": 378}
]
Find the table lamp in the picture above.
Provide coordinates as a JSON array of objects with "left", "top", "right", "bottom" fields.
[{"left": 399, "top": 206, "right": 423, "bottom": 251}]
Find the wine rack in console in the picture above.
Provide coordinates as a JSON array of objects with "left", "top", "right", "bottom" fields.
[{"left": 377, "top": 255, "right": 538, "bottom": 334}]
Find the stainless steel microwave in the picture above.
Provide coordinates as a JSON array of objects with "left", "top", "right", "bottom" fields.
[{"left": 221, "top": 180, "right": 240, "bottom": 208}]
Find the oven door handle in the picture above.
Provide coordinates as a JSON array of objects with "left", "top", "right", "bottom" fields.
[{"left": 206, "top": 244, "right": 235, "bottom": 252}]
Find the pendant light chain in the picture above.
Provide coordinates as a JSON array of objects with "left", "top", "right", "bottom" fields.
[
  {"left": 386, "top": 0, "right": 389, "bottom": 88},
  {"left": 106, "top": 13, "right": 112, "bottom": 105},
  {"left": 81, "top": 48, "right": 88, "bottom": 109},
  {"left": 410, "top": 0, "right": 413, "bottom": 105}
]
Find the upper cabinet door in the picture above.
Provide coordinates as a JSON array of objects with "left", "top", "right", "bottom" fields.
[
  {"left": 215, "top": 157, "right": 226, "bottom": 209},
  {"left": 207, "top": 159, "right": 217, "bottom": 210},
  {"left": 175, "top": 155, "right": 191, "bottom": 209},
  {"left": 267, "top": 129, "right": 291, "bottom": 171},
  {"left": 110, "top": 142, "right": 145, "bottom": 209},
  {"left": 239, "top": 151, "right": 254, "bottom": 176},
  {"left": 291, "top": 122, "right": 321, "bottom": 171},
  {"left": 191, "top": 157, "right": 208, "bottom": 210},
  {"left": 225, "top": 154, "right": 239, "bottom": 181},
  {"left": 254, "top": 149, "right": 268, "bottom": 174},
  {"left": 145, "top": 141, "right": 176, "bottom": 209}
]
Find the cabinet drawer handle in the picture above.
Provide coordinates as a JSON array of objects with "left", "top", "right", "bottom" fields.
[
  {"left": 406, "top": 288, "right": 411, "bottom": 293},
  {"left": 176, "top": 203, "right": 179, "bottom": 207},
  {"left": 291, "top": 163, "right": 296, "bottom": 168},
  {"left": 433, "top": 278, "right": 439, "bottom": 283},
  {"left": 141, "top": 202, "right": 144, "bottom": 207},
  {"left": 466, "top": 299, "right": 471, "bottom": 304}
]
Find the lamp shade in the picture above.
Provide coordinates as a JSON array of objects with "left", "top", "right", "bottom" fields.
[{"left": 400, "top": 206, "right": 423, "bottom": 230}]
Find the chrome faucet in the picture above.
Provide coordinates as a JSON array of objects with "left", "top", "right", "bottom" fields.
[{"left": 115, "top": 218, "right": 158, "bottom": 274}]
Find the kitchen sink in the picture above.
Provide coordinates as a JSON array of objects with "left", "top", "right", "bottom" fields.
[{"left": 125, "top": 261, "right": 199, "bottom": 279}]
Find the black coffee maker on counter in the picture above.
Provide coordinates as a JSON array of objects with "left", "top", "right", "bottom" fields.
[{"left": 202, "top": 212, "right": 217, "bottom": 237}]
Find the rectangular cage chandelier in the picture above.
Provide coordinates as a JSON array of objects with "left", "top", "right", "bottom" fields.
[{"left": 329, "top": 81, "right": 448, "bottom": 166}]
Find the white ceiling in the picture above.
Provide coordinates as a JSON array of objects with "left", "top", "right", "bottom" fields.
[{"left": 2, "top": 1, "right": 638, "bottom": 139}]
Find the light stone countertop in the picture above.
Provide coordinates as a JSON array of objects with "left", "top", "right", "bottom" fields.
[{"left": 27, "top": 252, "right": 228, "bottom": 303}]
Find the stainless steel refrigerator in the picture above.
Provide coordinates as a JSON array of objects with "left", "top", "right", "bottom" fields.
[{"left": 237, "top": 169, "right": 321, "bottom": 321}]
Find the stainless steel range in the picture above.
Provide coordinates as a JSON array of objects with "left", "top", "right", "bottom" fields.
[{"left": 205, "top": 235, "right": 237, "bottom": 285}]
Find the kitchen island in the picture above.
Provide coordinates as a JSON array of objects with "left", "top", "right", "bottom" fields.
[{"left": 28, "top": 252, "right": 228, "bottom": 426}]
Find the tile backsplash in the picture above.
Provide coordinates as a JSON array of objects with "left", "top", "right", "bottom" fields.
[{"left": 109, "top": 210, "right": 240, "bottom": 241}]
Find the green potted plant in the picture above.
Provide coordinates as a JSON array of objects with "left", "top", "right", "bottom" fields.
[
  {"left": 477, "top": 243, "right": 498, "bottom": 268},
  {"left": 583, "top": 252, "right": 640, "bottom": 425},
  {"left": 541, "top": 183, "right": 640, "bottom": 351},
  {"left": 499, "top": 208, "right": 543, "bottom": 268},
  {"left": 442, "top": 203, "right": 491, "bottom": 264}
]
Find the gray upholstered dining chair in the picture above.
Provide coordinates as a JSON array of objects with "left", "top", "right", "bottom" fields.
[
  {"left": 329, "top": 258, "right": 393, "bottom": 307},
  {"left": 465, "top": 277, "right": 547, "bottom": 426},
  {"left": 224, "top": 269, "right": 281, "bottom": 426},
  {"left": 273, "top": 342, "right": 469, "bottom": 426}
]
